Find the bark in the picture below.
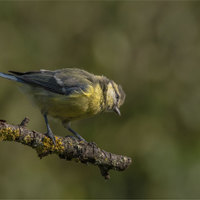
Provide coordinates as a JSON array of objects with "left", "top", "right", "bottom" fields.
[{"left": 0, "top": 117, "right": 132, "bottom": 179}]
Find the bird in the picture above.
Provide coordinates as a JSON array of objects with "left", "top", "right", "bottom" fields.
[{"left": 0, "top": 68, "right": 125, "bottom": 144}]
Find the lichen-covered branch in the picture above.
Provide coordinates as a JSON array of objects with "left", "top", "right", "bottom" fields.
[{"left": 0, "top": 117, "right": 132, "bottom": 179}]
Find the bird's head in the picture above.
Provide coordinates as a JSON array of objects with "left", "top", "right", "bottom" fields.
[{"left": 105, "top": 81, "right": 126, "bottom": 116}]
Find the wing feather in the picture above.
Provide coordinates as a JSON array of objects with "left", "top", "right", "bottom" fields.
[{"left": 9, "top": 68, "right": 96, "bottom": 95}]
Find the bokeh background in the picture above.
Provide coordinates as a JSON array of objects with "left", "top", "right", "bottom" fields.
[{"left": 0, "top": 1, "right": 200, "bottom": 199}]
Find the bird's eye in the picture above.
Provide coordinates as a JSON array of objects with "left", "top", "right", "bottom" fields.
[{"left": 116, "top": 94, "right": 120, "bottom": 101}]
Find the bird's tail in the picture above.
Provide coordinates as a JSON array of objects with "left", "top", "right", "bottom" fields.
[{"left": 0, "top": 72, "right": 24, "bottom": 83}]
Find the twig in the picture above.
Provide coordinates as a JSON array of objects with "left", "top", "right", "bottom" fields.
[{"left": 0, "top": 117, "right": 132, "bottom": 179}]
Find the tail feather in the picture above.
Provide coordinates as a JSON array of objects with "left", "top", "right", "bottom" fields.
[
  {"left": 0, "top": 72, "right": 24, "bottom": 83},
  {"left": 8, "top": 71, "right": 25, "bottom": 75}
]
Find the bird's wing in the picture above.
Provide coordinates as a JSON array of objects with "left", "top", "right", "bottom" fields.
[{"left": 9, "top": 68, "right": 96, "bottom": 95}]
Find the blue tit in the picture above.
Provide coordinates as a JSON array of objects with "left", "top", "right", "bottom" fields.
[{"left": 0, "top": 68, "right": 125, "bottom": 144}]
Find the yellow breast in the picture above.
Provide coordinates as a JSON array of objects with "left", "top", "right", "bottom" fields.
[{"left": 21, "top": 83, "right": 104, "bottom": 122}]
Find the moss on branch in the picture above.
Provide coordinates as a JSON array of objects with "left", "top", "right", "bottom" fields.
[{"left": 0, "top": 117, "right": 132, "bottom": 179}]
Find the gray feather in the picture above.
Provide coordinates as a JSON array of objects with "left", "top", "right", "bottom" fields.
[{"left": 8, "top": 68, "right": 97, "bottom": 96}]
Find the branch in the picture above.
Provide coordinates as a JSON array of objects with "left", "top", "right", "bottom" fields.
[{"left": 0, "top": 117, "right": 132, "bottom": 179}]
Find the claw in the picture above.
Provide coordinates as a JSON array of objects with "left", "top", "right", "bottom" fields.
[{"left": 44, "top": 131, "right": 56, "bottom": 145}]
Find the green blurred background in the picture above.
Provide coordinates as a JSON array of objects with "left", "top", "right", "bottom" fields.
[{"left": 0, "top": 1, "right": 200, "bottom": 199}]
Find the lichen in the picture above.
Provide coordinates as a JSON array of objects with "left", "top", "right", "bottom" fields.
[
  {"left": 23, "top": 134, "right": 32, "bottom": 144},
  {"left": 36, "top": 135, "right": 65, "bottom": 156},
  {"left": 0, "top": 127, "right": 20, "bottom": 141}
]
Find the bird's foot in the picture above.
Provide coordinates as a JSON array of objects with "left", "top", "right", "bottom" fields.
[
  {"left": 65, "top": 135, "right": 87, "bottom": 144},
  {"left": 64, "top": 135, "right": 77, "bottom": 140},
  {"left": 44, "top": 131, "right": 56, "bottom": 145}
]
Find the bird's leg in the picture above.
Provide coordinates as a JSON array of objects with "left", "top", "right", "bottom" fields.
[
  {"left": 64, "top": 122, "right": 86, "bottom": 142},
  {"left": 43, "top": 114, "right": 56, "bottom": 145}
]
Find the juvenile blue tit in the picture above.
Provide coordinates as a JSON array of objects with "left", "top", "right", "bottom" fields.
[{"left": 0, "top": 68, "right": 125, "bottom": 144}]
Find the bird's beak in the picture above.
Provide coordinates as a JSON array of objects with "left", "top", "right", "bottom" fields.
[{"left": 113, "top": 106, "right": 121, "bottom": 116}]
